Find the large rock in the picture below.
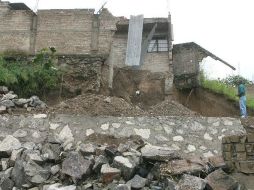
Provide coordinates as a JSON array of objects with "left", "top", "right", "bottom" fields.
[
  {"left": 93, "top": 155, "right": 109, "bottom": 173},
  {"left": 29, "top": 95, "right": 46, "bottom": 108},
  {"left": 177, "top": 174, "right": 207, "bottom": 190},
  {"left": 13, "top": 98, "right": 31, "bottom": 107},
  {"left": 43, "top": 183, "right": 76, "bottom": 190},
  {"left": 160, "top": 158, "right": 206, "bottom": 176},
  {"left": 0, "top": 105, "right": 6, "bottom": 113},
  {"left": 0, "top": 86, "right": 8, "bottom": 94},
  {"left": 0, "top": 100, "right": 15, "bottom": 108},
  {"left": 41, "top": 143, "right": 61, "bottom": 161},
  {"left": 141, "top": 145, "right": 180, "bottom": 161},
  {"left": 100, "top": 164, "right": 121, "bottom": 184},
  {"left": 114, "top": 184, "right": 131, "bottom": 190},
  {"left": 0, "top": 176, "right": 14, "bottom": 190},
  {"left": 127, "top": 175, "right": 147, "bottom": 189},
  {"left": 57, "top": 125, "right": 74, "bottom": 143},
  {"left": 62, "top": 152, "right": 92, "bottom": 180},
  {"left": 113, "top": 156, "right": 136, "bottom": 180},
  {"left": 11, "top": 160, "right": 26, "bottom": 188},
  {"left": 78, "top": 143, "right": 96, "bottom": 156},
  {"left": 0, "top": 135, "right": 22, "bottom": 157},
  {"left": 1, "top": 93, "right": 17, "bottom": 101},
  {"left": 205, "top": 169, "right": 240, "bottom": 190},
  {"left": 24, "top": 150, "right": 44, "bottom": 164},
  {"left": 24, "top": 160, "right": 50, "bottom": 184}
]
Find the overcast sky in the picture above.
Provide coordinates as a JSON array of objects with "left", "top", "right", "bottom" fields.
[{"left": 8, "top": 0, "right": 254, "bottom": 80}]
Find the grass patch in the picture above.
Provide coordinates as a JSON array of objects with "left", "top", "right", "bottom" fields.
[{"left": 200, "top": 77, "right": 254, "bottom": 110}]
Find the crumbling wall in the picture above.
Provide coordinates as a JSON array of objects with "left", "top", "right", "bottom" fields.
[
  {"left": 98, "top": 9, "right": 118, "bottom": 54},
  {"left": 0, "top": 2, "right": 34, "bottom": 53},
  {"left": 56, "top": 55, "right": 107, "bottom": 95},
  {"left": 173, "top": 44, "right": 200, "bottom": 89},
  {"left": 222, "top": 134, "right": 254, "bottom": 174}
]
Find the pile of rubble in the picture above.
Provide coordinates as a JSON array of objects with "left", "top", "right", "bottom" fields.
[
  {"left": 0, "top": 86, "right": 46, "bottom": 114},
  {"left": 50, "top": 94, "right": 145, "bottom": 116},
  {"left": 0, "top": 129, "right": 247, "bottom": 190}
]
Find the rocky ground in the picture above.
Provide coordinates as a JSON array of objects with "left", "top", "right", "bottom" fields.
[
  {"left": 0, "top": 129, "right": 248, "bottom": 190},
  {"left": 1, "top": 85, "right": 254, "bottom": 189}
]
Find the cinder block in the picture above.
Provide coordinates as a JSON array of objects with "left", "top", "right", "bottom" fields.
[
  {"left": 235, "top": 144, "right": 246, "bottom": 152},
  {"left": 239, "top": 135, "right": 247, "bottom": 143},
  {"left": 245, "top": 144, "right": 253, "bottom": 153},
  {"left": 247, "top": 134, "right": 254, "bottom": 143},
  {"left": 229, "top": 135, "right": 240, "bottom": 143},
  {"left": 222, "top": 136, "right": 231, "bottom": 144},
  {"left": 237, "top": 152, "right": 247, "bottom": 161},
  {"left": 223, "top": 144, "right": 232, "bottom": 152},
  {"left": 239, "top": 161, "right": 254, "bottom": 174},
  {"left": 223, "top": 152, "right": 232, "bottom": 161}
]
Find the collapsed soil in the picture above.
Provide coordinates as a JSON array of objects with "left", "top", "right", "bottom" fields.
[{"left": 49, "top": 93, "right": 196, "bottom": 117}]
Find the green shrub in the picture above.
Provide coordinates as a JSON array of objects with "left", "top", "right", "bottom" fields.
[
  {"left": 221, "top": 75, "right": 253, "bottom": 87},
  {"left": 0, "top": 48, "right": 61, "bottom": 97}
]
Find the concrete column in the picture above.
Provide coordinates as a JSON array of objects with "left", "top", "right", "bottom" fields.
[{"left": 125, "top": 15, "right": 144, "bottom": 66}]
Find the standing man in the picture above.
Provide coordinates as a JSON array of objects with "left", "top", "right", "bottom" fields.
[{"left": 238, "top": 80, "right": 247, "bottom": 118}]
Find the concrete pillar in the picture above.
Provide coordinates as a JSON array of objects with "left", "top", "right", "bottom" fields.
[{"left": 125, "top": 15, "right": 144, "bottom": 66}]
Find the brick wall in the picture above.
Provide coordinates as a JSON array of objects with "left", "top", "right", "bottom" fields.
[
  {"left": 173, "top": 45, "right": 200, "bottom": 89},
  {"left": 0, "top": 1, "right": 117, "bottom": 55},
  {"left": 36, "top": 9, "right": 94, "bottom": 54},
  {"left": 222, "top": 134, "right": 254, "bottom": 173},
  {"left": 0, "top": 3, "right": 34, "bottom": 53},
  {"left": 110, "top": 34, "right": 171, "bottom": 73}
]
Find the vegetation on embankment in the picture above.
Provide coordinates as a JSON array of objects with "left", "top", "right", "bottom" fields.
[
  {"left": 0, "top": 48, "right": 61, "bottom": 97},
  {"left": 200, "top": 74, "right": 254, "bottom": 110}
]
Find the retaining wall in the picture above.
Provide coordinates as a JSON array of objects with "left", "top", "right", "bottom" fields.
[{"left": 222, "top": 134, "right": 254, "bottom": 173}]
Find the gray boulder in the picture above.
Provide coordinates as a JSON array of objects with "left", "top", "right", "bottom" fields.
[
  {"left": 177, "top": 174, "right": 207, "bottom": 190},
  {"left": 0, "top": 135, "right": 22, "bottom": 157},
  {"left": 141, "top": 145, "right": 180, "bottom": 161},
  {"left": 13, "top": 98, "right": 31, "bottom": 107},
  {"left": 0, "top": 86, "right": 8, "bottom": 94},
  {"left": 93, "top": 155, "right": 109, "bottom": 173},
  {"left": 113, "top": 156, "right": 136, "bottom": 180},
  {"left": 114, "top": 184, "right": 131, "bottom": 190},
  {"left": 29, "top": 96, "right": 47, "bottom": 108},
  {"left": 24, "top": 160, "right": 50, "bottom": 184},
  {"left": 43, "top": 183, "right": 76, "bottom": 190},
  {"left": 0, "top": 100, "right": 15, "bottom": 108},
  {"left": 62, "top": 152, "right": 92, "bottom": 180},
  {"left": 11, "top": 160, "right": 26, "bottom": 188},
  {"left": 205, "top": 169, "right": 240, "bottom": 190},
  {"left": 41, "top": 143, "right": 61, "bottom": 161},
  {"left": 100, "top": 164, "right": 121, "bottom": 184},
  {"left": 0, "top": 176, "right": 14, "bottom": 190},
  {"left": 78, "top": 143, "right": 96, "bottom": 156},
  {"left": 127, "top": 174, "right": 147, "bottom": 189},
  {"left": 0, "top": 105, "right": 6, "bottom": 113},
  {"left": 1, "top": 93, "right": 17, "bottom": 101}
]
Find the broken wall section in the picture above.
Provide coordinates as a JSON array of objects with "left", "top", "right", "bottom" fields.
[{"left": 222, "top": 134, "right": 254, "bottom": 174}]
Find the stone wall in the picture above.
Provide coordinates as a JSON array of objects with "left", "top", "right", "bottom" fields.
[
  {"left": 0, "top": 114, "right": 245, "bottom": 158},
  {"left": 222, "top": 134, "right": 254, "bottom": 174}
]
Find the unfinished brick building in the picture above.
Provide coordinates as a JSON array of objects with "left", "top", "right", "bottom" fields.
[{"left": 0, "top": 0, "right": 234, "bottom": 97}]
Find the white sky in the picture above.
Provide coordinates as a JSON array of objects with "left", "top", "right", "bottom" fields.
[{"left": 8, "top": 0, "right": 254, "bottom": 80}]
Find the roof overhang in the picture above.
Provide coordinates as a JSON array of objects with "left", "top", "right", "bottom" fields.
[{"left": 173, "top": 42, "right": 236, "bottom": 70}]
